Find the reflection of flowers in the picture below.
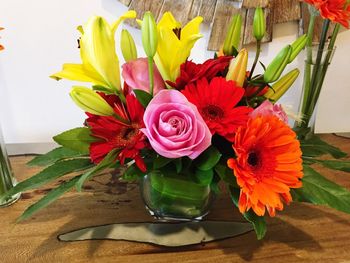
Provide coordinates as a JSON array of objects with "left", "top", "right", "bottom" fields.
[
  {"left": 87, "top": 94, "right": 148, "bottom": 172},
  {"left": 250, "top": 100, "right": 288, "bottom": 124},
  {"left": 0, "top": 27, "right": 4, "bottom": 51},
  {"left": 122, "top": 58, "right": 165, "bottom": 95},
  {"left": 182, "top": 77, "right": 252, "bottom": 142},
  {"left": 227, "top": 115, "right": 303, "bottom": 216},
  {"left": 304, "top": 0, "right": 350, "bottom": 28},
  {"left": 142, "top": 90, "right": 211, "bottom": 159}
]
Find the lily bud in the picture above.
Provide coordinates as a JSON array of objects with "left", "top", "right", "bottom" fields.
[
  {"left": 70, "top": 87, "right": 115, "bottom": 116},
  {"left": 264, "top": 45, "right": 292, "bottom": 83},
  {"left": 253, "top": 7, "right": 266, "bottom": 41},
  {"left": 121, "top": 29, "right": 137, "bottom": 62},
  {"left": 141, "top": 12, "right": 158, "bottom": 58},
  {"left": 223, "top": 14, "right": 242, "bottom": 56},
  {"left": 289, "top": 34, "right": 308, "bottom": 63},
  {"left": 226, "top": 48, "right": 248, "bottom": 87},
  {"left": 265, "top": 69, "right": 300, "bottom": 101}
]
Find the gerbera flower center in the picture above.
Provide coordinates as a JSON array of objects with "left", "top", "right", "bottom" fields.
[
  {"left": 172, "top": 28, "right": 182, "bottom": 39},
  {"left": 248, "top": 151, "right": 260, "bottom": 167},
  {"left": 121, "top": 127, "right": 137, "bottom": 140},
  {"left": 202, "top": 105, "right": 224, "bottom": 120}
]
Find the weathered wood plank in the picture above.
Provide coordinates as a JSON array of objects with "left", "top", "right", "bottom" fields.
[
  {"left": 199, "top": 0, "right": 218, "bottom": 23},
  {"left": 188, "top": 0, "right": 202, "bottom": 21},
  {"left": 274, "top": 0, "right": 301, "bottom": 23},
  {"left": 300, "top": 2, "right": 335, "bottom": 42},
  {"left": 126, "top": 0, "right": 164, "bottom": 28},
  {"left": 159, "top": 0, "right": 194, "bottom": 26},
  {"left": 242, "top": 0, "right": 269, "bottom": 8},
  {"left": 243, "top": 6, "right": 273, "bottom": 45},
  {"left": 208, "top": 0, "right": 246, "bottom": 51}
]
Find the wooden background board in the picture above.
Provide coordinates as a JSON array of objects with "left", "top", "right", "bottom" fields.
[{"left": 2, "top": 134, "right": 350, "bottom": 262}]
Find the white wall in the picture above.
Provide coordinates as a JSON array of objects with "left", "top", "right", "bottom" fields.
[{"left": 1, "top": 0, "right": 349, "bottom": 144}]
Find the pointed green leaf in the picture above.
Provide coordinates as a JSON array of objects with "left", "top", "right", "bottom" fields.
[
  {"left": 153, "top": 156, "right": 172, "bottom": 169},
  {"left": 194, "top": 147, "right": 222, "bottom": 171},
  {"left": 293, "top": 165, "right": 350, "bottom": 214},
  {"left": 17, "top": 175, "right": 82, "bottom": 222},
  {"left": 195, "top": 169, "right": 214, "bottom": 186},
  {"left": 133, "top": 89, "right": 153, "bottom": 108},
  {"left": 174, "top": 158, "right": 182, "bottom": 173},
  {"left": 53, "top": 127, "right": 98, "bottom": 154},
  {"left": 229, "top": 186, "right": 267, "bottom": 240},
  {"left": 4, "top": 159, "right": 93, "bottom": 198},
  {"left": 315, "top": 159, "right": 350, "bottom": 173},
  {"left": 300, "top": 135, "right": 347, "bottom": 159},
  {"left": 27, "top": 147, "right": 87, "bottom": 167},
  {"left": 123, "top": 163, "right": 145, "bottom": 181},
  {"left": 76, "top": 149, "right": 118, "bottom": 191},
  {"left": 215, "top": 162, "right": 238, "bottom": 186}
]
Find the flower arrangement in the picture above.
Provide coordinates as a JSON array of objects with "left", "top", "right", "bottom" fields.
[{"left": 2, "top": 7, "right": 350, "bottom": 240}]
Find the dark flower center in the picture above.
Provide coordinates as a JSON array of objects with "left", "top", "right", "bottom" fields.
[
  {"left": 248, "top": 152, "right": 260, "bottom": 167},
  {"left": 173, "top": 28, "right": 181, "bottom": 39},
  {"left": 202, "top": 105, "right": 224, "bottom": 120},
  {"left": 121, "top": 127, "right": 137, "bottom": 141}
]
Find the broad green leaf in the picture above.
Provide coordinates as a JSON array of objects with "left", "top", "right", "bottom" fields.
[
  {"left": 133, "top": 89, "right": 153, "bottom": 108},
  {"left": 4, "top": 159, "right": 93, "bottom": 198},
  {"left": 293, "top": 165, "right": 350, "bottom": 214},
  {"left": 300, "top": 135, "right": 347, "bottom": 159},
  {"left": 75, "top": 149, "right": 118, "bottom": 191},
  {"left": 194, "top": 147, "right": 222, "bottom": 171},
  {"left": 17, "top": 175, "right": 82, "bottom": 222},
  {"left": 153, "top": 156, "right": 172, "bottom": 169},
  {"left": 53, "top": 127, "right": 98, "bottom": 154},
  {"left": 315, "top": 159, "right": 350, "bottom": 173},
  {"left": 27, "top": 147, "right": 87, "bottom": 167},
  {"left": 229, "top": 186, "right": 267, "bottom": 240},
  {"left": 215, "top": 162, "right": 238, "bottom": 186},
  {"left": 195, "top": 169, "right": 214, "bottom": 186}
]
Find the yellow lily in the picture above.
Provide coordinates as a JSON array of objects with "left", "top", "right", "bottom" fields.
[
  {"left": 51, "top": 11, "right": 136, "bottom": 93},
  {"left": 154, "top": 12, "right": 203, "bottom": 82}
]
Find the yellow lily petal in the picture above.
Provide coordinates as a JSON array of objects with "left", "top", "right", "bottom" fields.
[
  {"left": 181, "top": 16, "right": 203, "bottom": 40},
  {"left": 157, "top": 12, "right": 181, "bottom": 30},
  {"left": 111, "top": 10, "right": 137, "bottom": 34},
  {"left": 50, "top": 63, "right": 106, "bottom": 87}
]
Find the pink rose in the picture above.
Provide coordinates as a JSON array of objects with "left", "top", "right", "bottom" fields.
[
  {"left": 122, "top": 58, "right": 165, "bottom": 94},
  {"left": 141, "top": 90, "right": 212, "bottom": 159},
  {"left": 250, "top": 100, "right": 288, "bottom": 123}
]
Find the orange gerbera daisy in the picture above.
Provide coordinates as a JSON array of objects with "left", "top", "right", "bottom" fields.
[{"left": 227, "top": 115, "right": 303, "bottom": 217}]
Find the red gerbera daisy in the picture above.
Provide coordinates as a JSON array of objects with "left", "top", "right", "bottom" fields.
[
  {"left": 167, "top": 56, "right": 232, "bottom": 90},
  {"left": 182, "top": 77, "right": 252, "bottom": 142},
  {"left": 87, "top": 94, "right": 148, "bottom": 172},
  {"left": 227, "top": 115, "right": 303, "bottom": 217}
]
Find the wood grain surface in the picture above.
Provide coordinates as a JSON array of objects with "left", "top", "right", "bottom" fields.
[{"left": 1, "top": 134, "right": 350, "bottom": 262}]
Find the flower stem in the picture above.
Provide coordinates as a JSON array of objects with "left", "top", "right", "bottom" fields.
[
  {"left": 148, "top": 57, "right": 154, "bottom": 96},
  {"left": 249, "top": 40, "right": 261, "bottom": 80},
  {"left": 0, "top": 145, "right": 13, "bottom": 197}
]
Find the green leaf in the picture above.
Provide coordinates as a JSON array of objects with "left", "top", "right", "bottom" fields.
[
  {"left": 195, "top": 169, "right": 214, "bottom": 186},
  {"left": 92, "top": 85, "right": 115, "bottom": 94},
  {"left": 174, "top": 158, "right": 182, "bottom": 173},
  {"left": 315, "top": 159, "right": 350, "bottom": 173},
  {"left": 300, "top": 135, "right": 347, "bottom": 159},
  {"left": 153, "top": 156, "right": 172, "bottom": 169},
  {"left": 27, "top": 147, "right": 87, "bottom": 167},
  {"left": 4, "top": 159, "right": 93, "bottom": 198},
  {"left": 215, "top": 163, "right": 238, "bottom": 186},
  {"left": 75, "top": 149, "right": 118, "bottom": 191},
  {"left": 229, "top": 186, "right": 267, "bottom": 240},
  {"left": 17, "top": 175, "right": 82, "bottom": 222},
  {"left": 53, "top": 127, "right": 98, "bottom": 154},
  {"left": 293, "top": 165, "right": 350, "bottom": 214},
  {"left": 194, "top": 147, "right": 222, "bottom": 171},
  {"left": 123, "top": 163, "right": 145, "bottom": 181},
  {"left": 133, "top": 89, "right": 153, "bottom": 108}
]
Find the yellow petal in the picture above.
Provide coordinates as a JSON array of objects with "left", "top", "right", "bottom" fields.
[
  {"left": 111, "top": 10, "right": 137, "bottom": 34},
  {"left": 157, "top": 12, "right": 181, "bottom": 30},
  {"left": 181, "top": 16, "right": 203, "bottom": 40}
]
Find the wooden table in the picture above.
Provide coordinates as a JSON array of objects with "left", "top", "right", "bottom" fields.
[{"left": 1, "top": 134, "right": 350, "bottom": 262}]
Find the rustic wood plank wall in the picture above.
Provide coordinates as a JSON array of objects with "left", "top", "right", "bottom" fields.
[{"left": 119, "top": 0, "right": 340, "bottom": 50}]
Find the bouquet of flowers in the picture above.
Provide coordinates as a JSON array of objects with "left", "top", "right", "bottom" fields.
[{"left": 3, "top": 7, "right": 350, "bottom": 240}]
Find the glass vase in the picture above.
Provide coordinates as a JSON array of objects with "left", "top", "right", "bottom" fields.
[
  {"left": 140, "top": 172, "right": 216, "bottom": 221},
  {"left": 0, "top": 125, "right": 20, "bottom": 207},
  {"left": 297, "top": 43, "right": 336, "bottom": 135}
]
